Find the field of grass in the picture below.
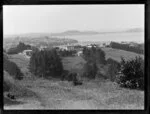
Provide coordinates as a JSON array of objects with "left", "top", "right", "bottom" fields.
[
  {"left": 4, "top": 76, "right": 144, "bottom": 109},
  {"left": 101, "top": 47, "right": 144, "bottom": 62},
  {"left": 62, "top": 56, "right": 86, "bottom": 74},
  {"left": 4, "top": 52, "right": 144, "bottom": 109}
]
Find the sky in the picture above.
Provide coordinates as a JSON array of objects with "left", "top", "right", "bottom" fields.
[{"left": 3, "top": 5, "right": 144, "bottom": 35}]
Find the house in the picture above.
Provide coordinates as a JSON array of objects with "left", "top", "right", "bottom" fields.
[
  {"left": 77, "top": 51, "right": 83, "bottom": 56},
  {"left": 39, "top": 46, "right": 47, "bottom": 51},
  {"left": 58, "top": 45, "right": 68, "bottom": 50},
  {"left": 67, "top": 46, "right": 74, "bottom": 51},
  {"left": 87, "top": 45, "right": 92, "bottom": 48},
  {"left": 22, "top": 50, "right": 33, "bottom": 58},
  {"left": 86, "top": 44, "right": 97, "bottom": 48}
]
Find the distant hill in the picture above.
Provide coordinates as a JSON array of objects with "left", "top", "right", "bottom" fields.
[
  {"left": 4, "top": 28, "right": 143, "bottom": 39},
  {"left": 51, "top": 30, "right": 99, "bottom": 36},
  {"left": 124, "top": 28, "right": 144, "bottom": 33}
]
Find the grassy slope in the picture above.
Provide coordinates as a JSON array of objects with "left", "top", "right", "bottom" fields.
[
  {"left": 4, "top": 52, "right": 144, "bottom": 109},
  {"left": 12, "top": 77, "right": 144, "bottom": 109},
  {"left": 101, "top": 47, "right": 144, "bottom": 62},
  {"left": 3, "top": 53, "right": 40, "bottom": 107},
  {"left": 4, "top": 71, "right": 38, "bottom": 100},
  {"left": 8, "top": 54, "right": 32, "bottom": 77}
]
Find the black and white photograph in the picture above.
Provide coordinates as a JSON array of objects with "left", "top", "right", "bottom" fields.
[{"left": 3, "top": 4, "right": 145, "bottom": 109}]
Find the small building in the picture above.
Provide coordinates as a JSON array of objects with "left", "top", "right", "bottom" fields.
[
  {"left": 22, "top": 50, "right": 33, "bottom": 58},
  {"left": 59, "top": 45, "right": 68, "bottom": 50},
  {"left": 87, "top": 45, "right": 92, "bottom": 48},
  {"left": 67, "top": 46, "right": 74, "bottom": 51},
  {"left": 77, "top": 51, "right": 83, "bottom": 56},
  {"left": 39, "top": 46, "right": 47, "bottom": 51},
  {"left": 86, "top": 44, "right": 97, "bottom": 48}
]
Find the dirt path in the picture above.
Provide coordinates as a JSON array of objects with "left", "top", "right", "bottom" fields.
[{"left": 4, "top": 77, "right": 144, "bottom": 109}]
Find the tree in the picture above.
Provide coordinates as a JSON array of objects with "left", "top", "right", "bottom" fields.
[
  {"left": 82, "top": 46, "right": 106, "bottom": 64},
  {"left": 117, "top": 56, "right": 144, "bottom": 90},
  {"left": 83, "top": 62, "right": 98, "bottom": 79},
  {"left": 107, "top": 58, "right": 121, "bottom": 81},
  {"left": 110, "top": 42, "right": 144, "bottom": 54},
  {"left": 29, "top": 49, "right": 63, "bottom": 78}
]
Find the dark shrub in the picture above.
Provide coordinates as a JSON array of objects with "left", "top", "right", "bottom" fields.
[
  {"left": 73, "top": 80, "right": 82, "bottom": 86},
  {"left": 63, "top": 72, "right": 77, "bottom": 82},
  {"left": 3, "top": 54, "right": 23, "bottom": 80},
  {"left": 61, "top": 70, "right": 69, "bottom": 81},
  {"left": 117, "top": 56, "right": 144, "bottom": 90},
  {"left": 61, "top": 71, "right": 81, "bottom": 84}
]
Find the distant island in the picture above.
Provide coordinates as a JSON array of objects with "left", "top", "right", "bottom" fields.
[
  {"left": 4, "top": 28, "right": 144, "bottom": 38},
  {"left": 50, "top": 28, "right": 144, "bottom": 36},
  {"left": 50, "top": 30, "right": 100, "bottom": 36},
  {"left": 124, "top": 28, "right": 144, "bottom": 33}
]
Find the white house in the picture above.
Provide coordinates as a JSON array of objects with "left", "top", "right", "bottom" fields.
[
  {"left": 77, "top": 51, "right": 83, "bottom": 56},
  {"left": 22, "top": 50, "right": 33, "bottom": 59}
]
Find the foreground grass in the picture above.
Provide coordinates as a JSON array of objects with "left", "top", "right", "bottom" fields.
[{"left": 4, "top": 76, "right": 144, "bottom": 109}]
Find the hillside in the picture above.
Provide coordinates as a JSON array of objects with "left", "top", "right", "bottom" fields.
[
  {"left": 4, "top": 51, "right": 144, "bottom": 109},
  {"left": 101, "top": 47, "right": 144, "bottom": 62},
  {"left": 3, "top": 70, "right": 40, "bottom": 106}
]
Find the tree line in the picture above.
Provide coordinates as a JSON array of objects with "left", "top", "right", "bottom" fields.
[
  {"left": 82, "top": 46, "right": 106, "bottom": 79},
  {"left": 29, "top": 49, "right": 63, "bottom": 78},
  {"left": 110, "top": 42, "right": 144, "bottom": 54},
  {"left": 7, "top": 42, "right": 32, "bottom": 54},
  {"left": 29, "top": 48, "right": 82, "bottom": 85}
]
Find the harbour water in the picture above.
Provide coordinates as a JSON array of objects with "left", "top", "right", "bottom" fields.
[{"left": 56, "top": 32, "right": 144, "bottom": 43}]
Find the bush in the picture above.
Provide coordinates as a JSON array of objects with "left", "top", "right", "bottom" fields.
[
  {"left": 83, "top": 62, "right": 98, "bottom": 79},
  {"left": 29, "top": 49, "right": 63, "bottom": 78},
  {"left": 3, "top": 54, "right": 23, "bottom": 80},
  {"left": 61, "top": 70, "right": 78, "bottom": 81},
  {"left": 117, "top": 56, "right": 144, "bottom": 90},
  {"left": 107, "top": 58, "right": 121, "bottom": 81}
]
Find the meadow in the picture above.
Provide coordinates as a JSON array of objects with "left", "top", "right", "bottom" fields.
[
  {"left": 101, "top": 47, "right": 144, "bottom": 62},
  {"left": 4, "top": 48, "right": 144, "bottom": 109}
]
